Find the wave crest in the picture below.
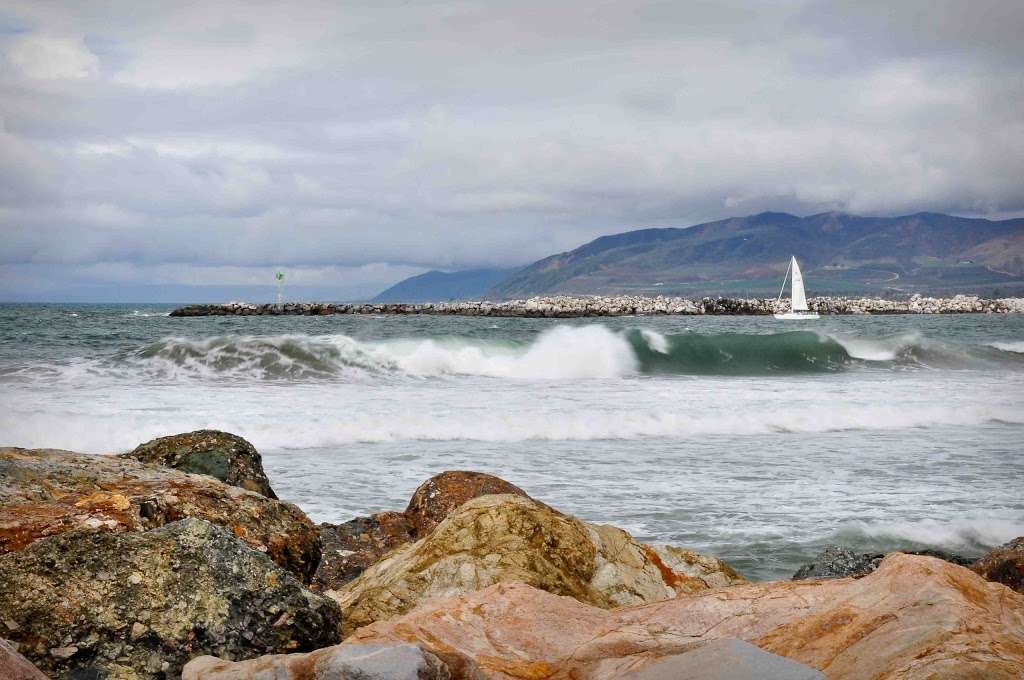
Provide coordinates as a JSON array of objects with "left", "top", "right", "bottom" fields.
[{"left": 21, "top": 324, "right": 1024, "bottom": 383}]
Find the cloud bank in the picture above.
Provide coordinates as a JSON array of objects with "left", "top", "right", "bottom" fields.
[{"left": 1, "top": 0, "right": 1023, "bottom": 300}]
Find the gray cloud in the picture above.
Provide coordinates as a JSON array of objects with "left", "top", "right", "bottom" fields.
[{"left": 1, "top": 0, "right": 1023, "bottom": 300}]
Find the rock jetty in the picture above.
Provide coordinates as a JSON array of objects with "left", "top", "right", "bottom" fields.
[
  {"left": 4, "top": 433, "right": 1024, "bottom": 679},
  {"left": 170, "top": 294, "right": 1024, "bottom": 317}
]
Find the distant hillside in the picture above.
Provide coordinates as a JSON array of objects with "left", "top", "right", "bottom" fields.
[
  {"left": 373, "top": 268, "right": 518, "bottom": 302},
  {"left": 489, "top": 212, "right": 1024, "bottom": 298}
]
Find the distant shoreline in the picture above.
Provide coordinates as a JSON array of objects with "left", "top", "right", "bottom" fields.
[{"left": 170, "top": 294, "right": 1024, "bottom": 317}]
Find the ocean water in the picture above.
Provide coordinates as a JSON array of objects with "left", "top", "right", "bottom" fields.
[{"left": 1, "top": 303, "right": 1022, "bottom": 580}]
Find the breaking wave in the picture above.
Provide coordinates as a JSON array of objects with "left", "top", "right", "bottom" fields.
[
  {"left": 12, "top": 325, "right": 1024, "bottom": 383},
  {"left": 829, "top": 518, "right": 1023, "bottom": 556}
]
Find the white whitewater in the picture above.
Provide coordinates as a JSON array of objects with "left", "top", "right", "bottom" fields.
[{"left": 775, "top": 256, "right": 819, "bottom": 319}]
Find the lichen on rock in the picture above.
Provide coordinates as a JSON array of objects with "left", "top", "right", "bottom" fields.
[
  {"left": 313, "top": 470, "right": 530, "bottom": 591},
  {"left": 331, "top": 493, "right": 744, "bottom": 635},
  {"left": 123, "top": 430, "right": 276, "bottom": 499},
  {"left": 0, "top": 518, "right": 341, "bottom": 680},
  {"left": 0, "top": 447, "right": 321, "bottom": 582},
  {"left": 972, "top": 536, "right": 1024, "bottom": 593}
]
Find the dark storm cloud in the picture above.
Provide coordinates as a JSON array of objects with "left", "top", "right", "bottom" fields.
[{"left": 1, "top": 0, "right": 1023, "bottom": 300}]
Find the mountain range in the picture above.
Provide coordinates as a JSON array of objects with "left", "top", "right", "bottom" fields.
[
  {"left": 375, "top": 212, "right": 1024, "bottom": 301},
  {"left": 373, "top": 268, "right": 519, "bottom": 302}
]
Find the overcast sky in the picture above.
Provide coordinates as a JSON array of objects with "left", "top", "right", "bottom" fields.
[{"left": 2, "top": 1, "right": 1023, "bottom": 301}]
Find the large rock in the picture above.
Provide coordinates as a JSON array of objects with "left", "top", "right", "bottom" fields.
[
  {"left": 972, "top": 536, "right": 1024, "bottom": 593},
  {"left": 123, "top": 430, "right": 276, "bottom": 499},
  {"left": 792, "top": 544, "right": 973, "bottom": 580},
  {"left": 332, "top": 493, "right": 744, "bottom": 636},
  {"left": 181, "top": 638, "right": 820, "bottom": 680},
  {"left": 0, "top": 447, "right": 320, "bottom": 581},
  {"left": 183, "top": 642, "right": 478, "bottom": 680},
  {"left": 403, "top": 470, "right": 528, "bottom": 535},
  {"left": 345, "top": 553, "right": 1024, "bottom": 680},
  {"left": 313, "top": 471, "right": 530, "bottom": 590},
  {"left": 0, "top": 518, "right": 341, "bottom": 680},
  {"left": 620, "top": 638, "right": 824, "bottom": 680},
  {"left": 0, "top": 640, "right": 47, "bottom": 680}
]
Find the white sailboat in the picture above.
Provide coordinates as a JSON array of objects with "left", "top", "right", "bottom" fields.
[{"left": 774, "top": 256, "right": 819, "bottom": 320}]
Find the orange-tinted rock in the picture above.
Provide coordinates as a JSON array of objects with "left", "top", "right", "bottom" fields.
[
  {"left": 0, "top": 447, "right": 320, "bottom": 581},
  {"left": 124, "top": 429, "right": 276, "bottom": 498},
  {"left": 972, "top": 536, "right": 1024, "bottom": 593},
  {"left": 0, "top": 640, "right": 47, "bottom": 680},
  {"left": 403, "top": 470, "right": 529, "bottom": 535},
  {"left": 313, "top": 470, "right": 531, "bottom": 590},
  {"left": 331, "top": 494, "right": 744, "bottom": 636},
  {"left": 347, "top": 553, "right": 1024, "bottom": 680},
  {"left": 183, "top": 642, "right": 478, "bottom": 680}
]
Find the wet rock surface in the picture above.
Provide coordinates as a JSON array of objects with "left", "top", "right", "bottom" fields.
[
  {"left": 332, "top": 493, "right": 745, "bottom": 636},
  {"left": 0, "top": 639, "right": 48, "bottom": 680},
  {"left": 792, "top": 544, "right": 974, "bottom": 580},
  {"left": 346, "top": 554, "right": 1024, "bottom": 680},
  {"left": 123, "top": 430, "right": 276, "bottom": 499},
  {"left": 313, "top": 471, "right": 530, "bottom": 591},
  {"left": 0, "top": 447, "right": 320, "bottom": 581},
  {"left": 972, "top": 536, "right": 1024, "bottom": 593},
  {"left": 183, "top": 642, "right": 475, "bottom": 680},
  {"left": 170, "top": 294, "right": 1024, "bottom": 317},
  {"left": 0, "top": 518, "right": 341, "bottom": 680}
]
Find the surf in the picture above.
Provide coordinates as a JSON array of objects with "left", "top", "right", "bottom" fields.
[{"left": 17, "top": 324, "right": 1021, "bottom": 383}]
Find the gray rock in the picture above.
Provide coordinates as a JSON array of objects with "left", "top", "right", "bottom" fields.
[
  {"left": 621, "top": 638, "right": 825, "bottom": 680},
  {"left": 0, "top": 518, "right": 341, "bottom": 680},
  {"left": 793, "top": 545, "right": 974, "bottom": 580},
  {"left": 183, "top": 642, "right": 472, "bottom": 679},
  {"left": 123, "top": 430, "right": 276, "bottom": 499}
]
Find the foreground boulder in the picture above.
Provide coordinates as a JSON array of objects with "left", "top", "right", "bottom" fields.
[
  {"left": 314, "top": 470, "right": 530, "bottom": 590},
  {"left": 184, "top": 642, "right": 479, "bottom": 680},
  {"left": 0, "top": 447, "right": 319, "bottom": 580},
  {"left": 0, "top": 518, "right": 341, "bottom": 680},
  {"left": 0, "top": 640, "right": 47, "bottom": 680},
  {"left": 792, "top": 544, "right": 973, "bottom": 580},
  {"left": 183, "top": 637, "right": 822, "bottom": 680},
  {"left": 332, "top": 493, "right": 744, "bottom": 636},
  {"left": 342, "top": 553, "right": 1024, "bottom": 679},
  {"left": 619, "top": 638, "right": 824, "bottom": 680},
  {"left": 972, "top": 536, "right": 1024, "bottom": 593},
  {"left": 123, "top": 430, "right": 277, "bottom": 499}
]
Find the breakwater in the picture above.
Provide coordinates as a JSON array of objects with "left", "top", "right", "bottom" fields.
[{"left": 170, "top": 293, "right": 1024, "bottom": 317}]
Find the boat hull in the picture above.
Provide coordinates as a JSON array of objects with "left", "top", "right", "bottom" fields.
[{"left": 774, "top": 312, "right": 819, "bottom": 320}]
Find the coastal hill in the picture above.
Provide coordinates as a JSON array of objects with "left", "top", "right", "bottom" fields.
[
  {"left": 376, "top": 212, "right": 1024, "bottom": 300},
  {"left": 373, "top": 268, "right": 516, "bottom": 302},
  {"left": 490, "top": 212, "right": 1024, "bottom": 298}
]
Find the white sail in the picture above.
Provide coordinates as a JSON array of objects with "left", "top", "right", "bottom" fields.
[{"left": 790, "top": 256, "right": 808, "bottom": 311}]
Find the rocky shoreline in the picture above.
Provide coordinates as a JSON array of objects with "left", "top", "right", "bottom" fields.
[
  {"left": 2, "top": 431, "right": 1023, "bottom": 679},
  {"left": 169, "top": 293, "right": 1024, "bottom": 317}
]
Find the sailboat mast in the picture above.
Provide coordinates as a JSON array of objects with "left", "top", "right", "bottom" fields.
[{"left": 776, "top": 258, "right": 792, "bottom": 305}]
